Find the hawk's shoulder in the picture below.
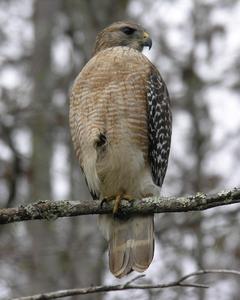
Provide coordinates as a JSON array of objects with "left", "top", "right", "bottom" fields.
[{"left": 86, "top": 46, "right": 152, "bottom": 71}]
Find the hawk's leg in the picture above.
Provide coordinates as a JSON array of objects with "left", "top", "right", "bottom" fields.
[{"left": 101, "top": 194, "right": 135, "bottom": 214}]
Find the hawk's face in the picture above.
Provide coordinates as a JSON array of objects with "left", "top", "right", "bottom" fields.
[{"left": 93, "top": 21, "right": 152, "bottom": 55}]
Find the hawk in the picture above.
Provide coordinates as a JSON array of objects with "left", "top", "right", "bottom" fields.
[{"left": 69, "top": 21, "right": 172, "bottom": 278}]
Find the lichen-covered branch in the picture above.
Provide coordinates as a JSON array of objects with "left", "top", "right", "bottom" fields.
[
  {"left": 0, "top": 187, "right": 239, "bottom": 225},
  {"left": 12, "top": 269, "right": 240, "bottom": 300}
]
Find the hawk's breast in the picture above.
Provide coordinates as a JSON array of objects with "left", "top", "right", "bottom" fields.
[{"left": 70, "top": 47, "right": 159, "bottom": 198}]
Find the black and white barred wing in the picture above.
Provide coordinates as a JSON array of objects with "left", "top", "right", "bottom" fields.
[{"left": 147, "top": 68, "right": 172, "bottom": 187}]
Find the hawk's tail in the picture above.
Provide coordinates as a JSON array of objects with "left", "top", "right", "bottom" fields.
[{"left": 99, "top": 215, "right": 154, "bottom": 278}]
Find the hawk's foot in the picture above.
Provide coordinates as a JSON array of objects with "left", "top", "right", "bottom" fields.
[
  {"left": 113, "top": 194, "right": 135, "bottom": 214},
  {"left": 101, "top": 194, "right": 135, "bottom": 214},
  {"left": 100, "top": 195, "right": 115, "bottom": 208}
]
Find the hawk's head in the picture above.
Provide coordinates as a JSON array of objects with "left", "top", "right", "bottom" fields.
[{"left": 93, "top": 21, "right": 152, "bottom": 55}]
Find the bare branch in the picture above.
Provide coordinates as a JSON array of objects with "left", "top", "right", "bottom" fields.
[
  {"left": 12, "top": 269, "right": 240, "bottom": 300},
  {"left": 0, "top": 187, "right": 239, "bottom": 225},
  {"left": 178, "top": 269, "right": 240, "bottom": 283},
  {"left": 123, "top": 274, "right": 145, "bottom": 286}
]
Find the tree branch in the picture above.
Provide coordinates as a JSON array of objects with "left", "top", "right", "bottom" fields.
[
  {"left": 0, "top": 187, "right": 239, "bottom": 225},
  {"left": 12, "top": 269, "right": 240, "bottom": 300}
]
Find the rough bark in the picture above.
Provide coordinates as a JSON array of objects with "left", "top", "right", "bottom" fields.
[
  {"left": 26, "top": 0, "right": 60, "bottom": 294},
  {"left": 0, "top": 188, "right": 239, "bottom": 225}
]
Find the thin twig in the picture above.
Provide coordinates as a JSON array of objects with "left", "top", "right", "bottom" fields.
[
  {"left": 0, "top": 187, "right": 240, "bottom": 225},
  {"left": 123, "top": 274, "right": 146, "bottom": 287},
  {"left": 11, "top": 269, "right": 240, "bottom": 300},
  {"left": 178, "top": 269, "right": 240, "bottom": 283}
]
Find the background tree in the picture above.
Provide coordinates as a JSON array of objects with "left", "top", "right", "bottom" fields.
[{"left": 0, "top": 0, "right": 240, "bottom": 299}]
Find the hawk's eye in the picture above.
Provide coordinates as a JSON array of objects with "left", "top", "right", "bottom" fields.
[{"left": 121, "top": 26, "right": 136, "bottom": 35}]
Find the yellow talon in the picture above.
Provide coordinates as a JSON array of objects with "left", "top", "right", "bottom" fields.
[
  {"left": 113, "top": 194, "right": 121, "bottom": 214},
  {"left": 101, "top": 194, "right": 135, "bottom": 214}
]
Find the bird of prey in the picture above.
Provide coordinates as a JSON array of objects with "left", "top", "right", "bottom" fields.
[{"left": 69, "top": 20, "right": 172, "bottom": 278}]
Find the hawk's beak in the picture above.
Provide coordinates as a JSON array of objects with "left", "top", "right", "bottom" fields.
[{"left": 143, "top": 32, "right": 152, "bottom": 50}]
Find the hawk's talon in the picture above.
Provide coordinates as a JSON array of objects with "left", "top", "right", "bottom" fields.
[
  {"left": 113, "top": 194, "right": 135, "bottom": 214},
  {"left": 100, "top": 198, "right": 106, "bottom": 208},
  {"left": 113, "top": 194, "right": 122, "bottom": 215},
  {"left": 100, "top": 194, "right": 135, "bottom": 214},
  {"left": 122, "top": 195, "right": 136, "bottom": 208},
  {"left": 100, "top": 196, "right": 115, "bottom": 208}
]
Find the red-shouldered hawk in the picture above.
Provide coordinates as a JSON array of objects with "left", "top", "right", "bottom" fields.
[{"left": 69, "top": 21, "right": 172, "bottom": 278}]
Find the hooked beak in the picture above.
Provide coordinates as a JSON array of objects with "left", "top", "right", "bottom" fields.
[{"left": 143, "top": 32, "right": 152, "bottom": 50}]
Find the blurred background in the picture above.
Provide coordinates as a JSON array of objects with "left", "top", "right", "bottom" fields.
[{"left": 0, "top": 0, "right": 240, "bottom": 299}]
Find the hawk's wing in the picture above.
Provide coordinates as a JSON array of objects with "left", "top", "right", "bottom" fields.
[{"left": 147, "top": 67, "right": 172, "bottom": 187}]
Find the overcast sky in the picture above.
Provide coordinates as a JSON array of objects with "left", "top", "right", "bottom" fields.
[{"left": 0, "top": 1, "right": 240, "bottom": 299}]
